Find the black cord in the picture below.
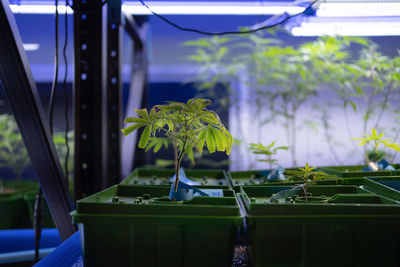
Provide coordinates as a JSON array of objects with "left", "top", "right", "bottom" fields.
[
  {"left": 63, "top": 0, "right": 71, "bottom": 187},
  {"left": 49, "top": 0, "right": 59, "bottom": 134},
  {"left": 138, "top": 0, "right": 319, "bottom": 36}
]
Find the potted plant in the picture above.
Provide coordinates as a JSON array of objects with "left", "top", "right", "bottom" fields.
[{"left": 122, "top": 99, "right": 233, "bottom": 194}]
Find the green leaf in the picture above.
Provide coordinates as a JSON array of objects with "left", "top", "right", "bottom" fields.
[
  {"left": 121, "top": 123, "right": 146, "bottom": 136},
  {"left": 197, "top": 128, "right": 207, "bottom": 153},
  {"left": 138, "top": 126, "right": 151, "bottom": 149},
  {"left": 205, "top": 127, "right": 216, "bottom": 153},
  {"left": 349, "top": 101, "right": 357, "bottom": 112},
  {"left": 135, "top": 108, "right": 150, "bottom": 120}
]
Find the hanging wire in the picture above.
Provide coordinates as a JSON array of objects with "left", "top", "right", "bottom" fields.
[
  {"left": 137, "top": 0, "right": 319, "bottom": 36},
  {"left": 62, "top": 0, "right": 71, "bottom": 187}
]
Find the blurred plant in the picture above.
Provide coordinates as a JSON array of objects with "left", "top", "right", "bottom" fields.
[
  {"left": 352, "top": 128, "right": 400, "bottom": 166},
  {"left": 249, "top": 141, "right": 288, "bottom": 170},
  {"left": 122, "top": 99, "right": 233, "bottom": 192},
  {"left": 0, "top": 114, "right": 30, "bottom": 180},
  {"left": 184, "top": 37, "right": 238, "bottom": 117}
]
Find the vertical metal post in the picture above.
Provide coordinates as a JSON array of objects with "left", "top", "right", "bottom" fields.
[
  {"left": 121, "top": 15, "right": 148, "bottom": 178},
  {"left": 73, "top": 0, "right": 105, "bottom": 200},
  {"left": 106, "top": 0, "right": 122, "bottom": 185},
  {"left": 0, "top": 0, "right": 74, "bottom": 240}
]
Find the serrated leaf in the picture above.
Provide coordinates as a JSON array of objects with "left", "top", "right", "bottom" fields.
[
  {"left": 124, "top": 117, "right": 147, "bottom": 123},
  {"left": 121, "top": 123, "right": 146, "bottom": 136},
  {"left": 206, "top": 127, "right": 216, "bottom": 153},
  {"left": 138, "top": 126, "right": 151, "bottom": 149}
]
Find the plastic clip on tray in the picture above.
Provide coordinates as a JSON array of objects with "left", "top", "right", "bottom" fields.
[
  {"left": 71, "top": 184, "right": 242, "bottom": 267},
  {"left": 364, "top": 176, "right": 400, "bottom": 202},
  {"left": 238, "top": 185, "right": 400, "bottom": 267},
  {"left": 317, "top": 164, "right": 400, "bottom": 178},
  {"left": 120, "top": 168, "right": 230, "bottom": 188}
]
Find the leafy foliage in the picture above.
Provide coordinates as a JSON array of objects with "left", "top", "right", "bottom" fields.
[
  {"left": 285, "top": 163, "right": 328, "bottom": 199},
  {"left": 0, "top": 114, "right": 30, "bottom": 180},
  {"left": 122, "top": 99, "right": 233, "bottom": 191},
  {"left": 352, "top": 128, "right": 400, "bottom": 163},
  {"left": 249, "top": 141, "right": 288, "bottom": 170},
  {"left": 285, "top": 163, "right": 328, "bottom": 184}
]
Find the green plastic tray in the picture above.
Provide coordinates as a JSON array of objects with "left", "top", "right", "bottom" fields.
[
  {"left": 120, "top": 168, "right": 230, "bottom": 187},
  {"left": 227, "top": 170, "right": 363, "bottom": 192},
  {"left": 72, "top": 185, "right": 242, "bottom": 267},
  {"left": 0, "top": 180, "right": 39, "bottom": 229},
  {"left": 364, "top": 176, "right": 400, "bottom": 202},
  {"left": 317, "top": 164, "right": 400, "bottom": 178},
  {"left": 240, "top": 185, "right": 400, "bottom": 267}
]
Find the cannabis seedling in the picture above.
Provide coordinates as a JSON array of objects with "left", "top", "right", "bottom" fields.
[
  {"left": 122, "top": 99, "right": 233, "bottom": 192},
  {"left": 352, "top": 128, "right": 400, "bottom": 169},
  {"left": 249, "top": 141, "right": 288, "bottom": 170},
  {"left": 285, "top": 163, "right": 328, "bottom": 200}
]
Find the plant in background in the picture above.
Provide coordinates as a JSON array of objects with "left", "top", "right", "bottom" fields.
[
  {"left": 122, "top": 99, "right": 233, "bottom": 192},
  {"left": 352, "top": 128, "right": 400, "bottom": 168},
  {"left": 285, "top": 163, "right": 328, "bottom": 199},
  {"left": 184, "top": 37, "right": 238, "bottom": 117},
  {"left": 249, "top": 141, "right": 288, "bottom": 170},
  {"left": 0, "top": 114, "right": 30, "bottom": 180}
]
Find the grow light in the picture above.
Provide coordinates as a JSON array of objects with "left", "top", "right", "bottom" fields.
[
  {"left": 121, "top": 1, "right": 305, "bottom": 15},
  {"left": 292, "top": 22, "right": 400, "bottom": 36},
  {"left": 22, "top": 43, "right": 40, "bottom": 51},
  {"left": 291, "top": 16, "right": 400, "bottom": 36},
  {"left": 9, "top": 1, "right": 305, "bottom": 15},
  {"left": 9, "top": 4, "right": 73, "bottom": 14},
  {"left": 316, "top": 2, "right": 400, "bottom": 17}
]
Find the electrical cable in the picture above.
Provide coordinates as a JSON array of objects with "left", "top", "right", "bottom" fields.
[
  {"left": 137, "top": 0, "right": 319, "bottom": 36},
  {"left": 49, "top": 0, "right": 59, "bottom": 134},
  {"left": 63, "top": 0, "right": 71, "bottom": 187}
]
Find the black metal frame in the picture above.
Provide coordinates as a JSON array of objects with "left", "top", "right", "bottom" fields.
[
  {"left": 73, "top": 0, "right": 106, "bottom": 200},
  {"left": 106, "top": 0, "right": 123, "bottom": 186},
  {"left": 0, "top": 0, "right": 74, "bottom": 241},
  {"left": 74, "top": 0, "right": 147, "bottom": 198}
]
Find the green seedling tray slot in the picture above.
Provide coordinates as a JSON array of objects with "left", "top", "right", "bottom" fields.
[
  {"left": 239, "top": 185, "right": 400, "bottom": 267},
  {"left": 364, "top": 176, "right": 400, "bottom": 201},
  {"left": 72, "top": 184, "right": 242, "bottom": 267},
  {"left": 120, "top": 168, "right": 230, "bottom": 187},
  {"left": 317, "top": 164, "right": 400, "bottom": 178}
]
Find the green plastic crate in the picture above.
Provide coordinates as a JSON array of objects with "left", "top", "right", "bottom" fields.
[
  {"left": 317, "top": 164, "right": 400, "bottom": 178},
  {"left": 239, "top": 185, "right": 400, "bottom": 267},
  {"left": 72, "top": 184, "right": 242, "bottom": 267},
  {"left": 364, "top": 176, "right": 400, "bottom": 202},
  {"left": 120, "top": 168, "right": 230, "bottom": 187},
  {"left": 0, "top": 180, "right": 39, "bottom": 229}
]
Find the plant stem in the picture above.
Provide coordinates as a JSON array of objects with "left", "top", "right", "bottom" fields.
[
  {"left": 374, "top": 80, "right": 393, "bottom": 130},
  {"left": 174, "top": 136, "right": 188, "bottom": 192}
]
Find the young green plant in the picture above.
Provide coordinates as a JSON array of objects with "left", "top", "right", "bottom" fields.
[
  {"left": 249, "top": 141, "right": 288, "bottom": 170},
  {"left": 352, "top": 128, "right": 400, "bottom": 168},
  {"left": 122, "top": 99, "right": 233, "bottom": 192},
  {"left": 285, "top": 163, "right": 328, "bottom": 199}
]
